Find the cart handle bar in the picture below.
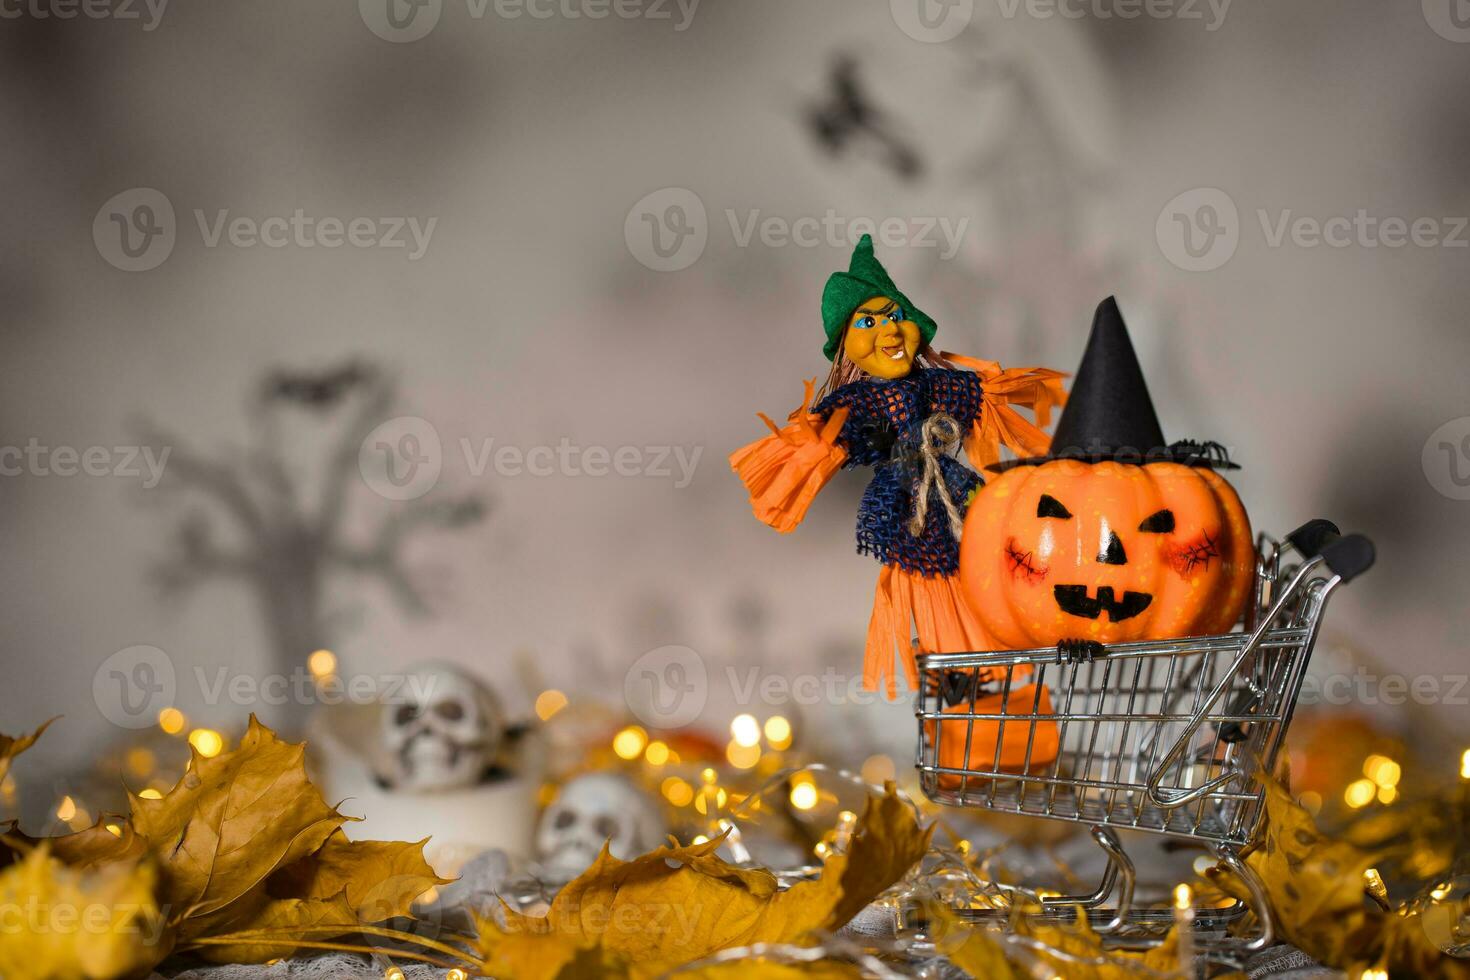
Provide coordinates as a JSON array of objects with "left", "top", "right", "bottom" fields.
[{"left": 1144, "top": 522, "right": 1374, "bottom": 810}]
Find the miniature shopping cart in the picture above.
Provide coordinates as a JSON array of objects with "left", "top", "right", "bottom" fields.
[{"left": 914, "top": 519, "right": 1375, "bottom": 958}]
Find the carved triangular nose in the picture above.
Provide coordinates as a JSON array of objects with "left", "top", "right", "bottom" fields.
[{"left": 1098, "top": 532, "right": 1128, "bottom": 565}]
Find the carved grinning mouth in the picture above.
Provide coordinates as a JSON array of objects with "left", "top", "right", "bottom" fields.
[{"left": 1053, "top": 585, "right": 1153, "bottom": 622}]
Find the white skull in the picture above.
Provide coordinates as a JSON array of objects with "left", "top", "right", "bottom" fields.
[
  {"left": 379, "top": 662, "right": 506, "bottom": 793},
  {"left": 535, "top": 773, "right": 665, "bottom": 880}
]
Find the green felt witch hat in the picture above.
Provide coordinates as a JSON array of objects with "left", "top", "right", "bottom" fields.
[{"left": 820, "top": 234, "right": 937, "bottom": 361}]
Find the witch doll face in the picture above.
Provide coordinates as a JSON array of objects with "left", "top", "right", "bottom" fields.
[{"left": 842, "top": 296, "right": 922, "bottom": 380}]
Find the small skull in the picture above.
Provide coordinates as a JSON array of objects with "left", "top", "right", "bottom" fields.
[
  {"left": 535, "top": 773, "right": 664, "bottom": 880},
  {"left": 379, "top": 662, "right": 506, "bottom": 793}
]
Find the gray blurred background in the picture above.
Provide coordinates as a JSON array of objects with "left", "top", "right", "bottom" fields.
[{"left": 2, "top": 0, "right": 1468, "bottom": 791}]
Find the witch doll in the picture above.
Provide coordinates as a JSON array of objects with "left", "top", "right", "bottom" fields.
[{"left": 730, "top": 235, "right": 1067, "bottom": 696}]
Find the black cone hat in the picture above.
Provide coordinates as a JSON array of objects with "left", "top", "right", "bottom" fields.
[{"left": 990, "top": 296, "right": 1238, "bottom": 471}]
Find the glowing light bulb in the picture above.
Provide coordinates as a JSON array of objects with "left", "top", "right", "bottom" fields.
[
  {"left": 189, "top": 729, "right": 225, "bottom": 758},
  {"left": 1173, "top": 883, "right": 1193, "bottom": 911},
  {"left": 730, "top": 714, "right": 760, "bottom": 748},
  {"left": 445, "top": 969, "right": 468, "bottom": 980},
  {"left": 534, "top": 689, "right": 568, "bottom": 721},
  {"left": 307, "top": 649, "right": 337, "bottom": 679},
  {"left": 157, "top": 707, "right": 186, "bottom": 735},
  {"left": 1459, "top": 748, "right": 1470, "bottom": 780},
  {"left": 612, "top": 726, "right": 648, "bottom": 760},
  {"left": 383, "top": 968, "right": 405, "bottom": 980},
  {"left": 790, "top": 781, "right": 818, "bottom": 811},
  {"left": 661, "top": 777, "right": 693, "bottom": 807},
  {"left": 644, "top": 740, "right": 670, "bottom": 765},
  {"left": 1363, "top": 868, "right": 1390, "bottom": 911},
  {"left": 56, "top": 796, "right": 77, "bottom": 821},
  {"left": 763, "top": 715, "right": 792, "bottom": 749},
  {"left": 138, "top": 788, "right": 163, "bottom": 800},
  {"left": 725, "top": 741, "right": 760, "bottom": 769},
  {"left": 1344, "top": 778, "right": 1376, "bottom": 809}
]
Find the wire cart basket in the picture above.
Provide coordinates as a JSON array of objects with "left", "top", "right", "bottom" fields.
[{"left": 913, "top": 519, "right": 1375, "bottom": 958}]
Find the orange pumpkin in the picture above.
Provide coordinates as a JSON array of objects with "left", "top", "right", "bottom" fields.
[
  {"left": 959, "top": 459, "right": 1254, "bottom": 648},
  {"left": 928, "top": 682, "right": 1060, "bottom": 789}
]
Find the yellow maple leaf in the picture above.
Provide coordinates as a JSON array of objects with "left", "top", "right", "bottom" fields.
[
  {"left": 477, "top": 783, "right": 931, "bottom": 979},
  {"left": 1208, "top": 768, "right": 1470, "bottom": 978},
  {"left": 5, "top": 817, "right": 148, "bottom": 871},
  {"left": 129, "top": 715, "right": 348, "bottom": 940},
  {"left": 268, "top": 830, "right": 450, "bottom": 920},
  {"left": 0, "top": 845, "right": 169, "bottom": 980},
  {"left": 0, "top": 718, "right": 56, "bottom": 786},
  {"left": 192, "top": 831, "right": 452, "bottom": 963}
]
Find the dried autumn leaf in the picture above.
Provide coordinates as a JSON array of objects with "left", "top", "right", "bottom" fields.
[
  {"left": 0, "top": 845, "right": 169, "bottom": 980},
  {"left": 676, "top": 960, "right": 866, "bottom": 979},
  {"left": 191, "top": 893, "right": 362, "bottom": 963},
  {"left": 129, "top": 715, "right": 348, "bottom": 940},
  {"left": 0, "top": 717, "right": 55, "bottom": 786},
  {"left": 5, "top": 817, "right": 148, "bottom": 871},
  {"left": 478, "top": 783, "right": 930, "bottom": 979},
  {"left": 191, "top": 831, "right": 452, "bottom": 963},
  {"left": 268, "top": 830, "right": 449, "bottom": 920},
  {"left": 1210, "top": 768, "right": 1469, "bottom": 978}
]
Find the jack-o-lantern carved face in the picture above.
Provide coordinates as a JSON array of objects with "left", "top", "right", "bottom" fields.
[{"left": 959, "top": 460, "right": 1254, "bottom": 648}]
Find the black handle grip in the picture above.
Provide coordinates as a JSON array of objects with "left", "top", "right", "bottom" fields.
[
  {"left": 1286, "top": 518, "right": 1374, "bottom": 583},
  {"left": 1286, "top": 519, "right": 1341, "bottom": 558},
  {"left": 1320, "top": 533, "right": 1375, "bottom": 582}
]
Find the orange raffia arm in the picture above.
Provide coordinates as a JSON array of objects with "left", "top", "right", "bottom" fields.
[
  {"left": 942, "top": 351, "right": 1069, "bottom": 471},
  {"left": 729, "top": 378, "right": 850, "bottom": 534}
]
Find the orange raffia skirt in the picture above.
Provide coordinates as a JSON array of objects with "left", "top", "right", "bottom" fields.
[
  {"left": 864, "top": 565, "right": 991, "bottom": 699},
  {"left": 730, "top": 361, "right": 1067, "bottom": 700}
]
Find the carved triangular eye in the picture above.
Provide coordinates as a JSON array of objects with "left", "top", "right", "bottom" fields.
[
  {"left": 1037, "top": 494, "right": 1072, "bottom": 519},
  {"left": 1139, "top": 509, "right": 1176, "bottom": 533}
]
